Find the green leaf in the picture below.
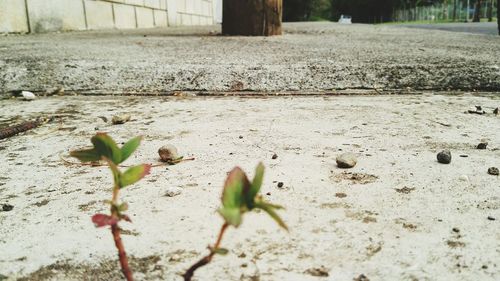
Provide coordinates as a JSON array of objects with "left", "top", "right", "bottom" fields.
[
  {"left": 247, "top": 163, "right": 265, "bottom": 208},
  {"left": 91, "top": 133, "right": 122, "bottom": 164},
  {"left": 117, "top": 202, "right": 128, "bottom": 212},
  {"left": 218, "top": 207, "right": 242, "bottom": 227},
  {"left": 70, "top": 148, "right": 101, "bottom": 162},
  {"left": 120, "top": 136, "right": 142, "bottom": 163},
  {"left": 221, "top": 167, "right": 249, "bottom": 209},
  {"left": 213, "top": 248, "right": 229, "bottom": 255},
  {"left": 254, "top": 201, "right": 288, "bottom": 231},
  {"left": 119, "top": 164, "right": 151, "bottom": 188}
]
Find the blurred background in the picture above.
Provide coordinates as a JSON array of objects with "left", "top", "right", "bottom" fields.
[{"left": 284, "top": 0, "right": 498, "bottom": 24}]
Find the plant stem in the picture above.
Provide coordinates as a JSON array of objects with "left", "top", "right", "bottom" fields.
[
  {"left": 111, "top": 184, "right": 133, "bottom": 281},
  {"left": 183, "top": 223, "right": 229, "bottom": 281},
  {"left": 111, "top": 224, "right": 134, "bottom": 281}
]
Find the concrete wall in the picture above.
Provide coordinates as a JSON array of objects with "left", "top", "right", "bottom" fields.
[{"left": 0, "top": 0, "right": 214, "bottom": 33}]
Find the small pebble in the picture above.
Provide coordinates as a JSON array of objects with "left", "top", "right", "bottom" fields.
[
  {"left": 111, "top": 114, "right": 131, "bottom": 125},
  {"left": 2, "top": 204, "right": 14, "bottom": 211},
  {"left": 459, "top": 175, "right": 469, "bottom": 182},
  {"left": 272, "top": 153, "right": 278, "bottom": 160},
  {"left": 494, "top": 107, "right": 499, "bottom": 115},
  {"left": 277, "top": 182, "right": 284, "bottom": 188},
  {"left": 487, "top": 167, "right": 499, "bottom": 176},
  {"left": 304, "top": 266, "right": 329, "bottom": 277},
  {"left": 164, "top": 187, "right": 182, "bottom": 197},
  {"left": 158, "top": 145, "right": 179, "bottom": 162},
  {"left": 487, "top": 216, "right": 496, "bottom": 221},
  {"left": 452, "top": 227, "right": 460, "bottom": 233},
  {"left": 238, "top": 135, "right": 243, "bottom": 139},
  {"left": 336, "top": 153, "right": 357, "bottom": 168},
  {"left": 476, "top": 142, "right": 488, "bottom": 150},
  {"left": 437, "top": 150, "right": 452, "bottom": 164},
  {"left": 21, "top": 91, "right": 36, "bottom": 101}
]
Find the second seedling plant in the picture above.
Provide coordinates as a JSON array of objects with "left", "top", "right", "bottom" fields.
[{"left": 183, "top": 163, "right": 288, "bottom": 281}]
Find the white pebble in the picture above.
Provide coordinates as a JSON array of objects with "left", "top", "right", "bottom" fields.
[
  {"left": 21, "top": 91, "right": 36, "bottom": 100},
  {"left": 459, "top": 175, "right": 469, "bottom": 182}
]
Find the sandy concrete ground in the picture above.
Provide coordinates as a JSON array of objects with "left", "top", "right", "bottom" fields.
[
  {"left": 395, "top": 22, "right": 499, "bottom": 36},
  {"left": 0, "top": 94, "right": 499, "bottom": 281},
  {"left": 1, "top": 22, "right": 500, "bottom": 94}
]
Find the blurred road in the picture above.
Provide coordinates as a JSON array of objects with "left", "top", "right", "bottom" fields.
[{"left": 397, "top": 22, "right": 499, "bottom": 35}]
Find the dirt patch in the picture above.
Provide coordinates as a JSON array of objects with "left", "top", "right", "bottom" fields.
[
  {"left": 78, "top": 200, "right": 98, "bottom": 212},
  {"left": 18, "top": 255, "right": 163, "bottom": 281},
  {"left": 447, "top": 240, "right": 466, "bottom": 248},
  {"left": 32, "top": 199, "right": 50, "bottom": 207},
  {"left": 395, "top": 186, "right": 415, "bottom": 194},
  {"left": 330, "top": 172, "right": 378, "bottom": 184}
]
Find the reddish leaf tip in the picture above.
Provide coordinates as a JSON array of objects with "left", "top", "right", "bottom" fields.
[
  {"left": 91, "top": 214, "right": 118, "bottom": 227},
  {"left": 143, "top": 164, "right": 152, "bottom": 177}
]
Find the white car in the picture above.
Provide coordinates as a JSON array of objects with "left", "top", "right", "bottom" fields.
[{"left": 338, "top": 15, "right": 352, "bottom": 24}]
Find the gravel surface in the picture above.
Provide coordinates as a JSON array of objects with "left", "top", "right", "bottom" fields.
[
  {"left": 1, "top": 22, "right": 499, "bottom": 94},
  {"left": 0, "top": 94, "right": 499, "bottom": 280},
  {"left": 396, "top": 22, "right": 499, "bottom": 36}
]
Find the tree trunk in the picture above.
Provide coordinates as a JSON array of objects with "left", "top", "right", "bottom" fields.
[
  {"left": 473, "top": 0, "right": 481, "bottom": 22},
  {"left": 497, "top": 0, "right": 500, "bottom": 35},
  {"left": 453, "top": 0, "right": 457, "bottom": 21},
  {"left": 487, "top": 0, "right": 493, "bottom": 21},
  {"left": 443, "top": 0, "right": 448, "bottom": 20},
  {"left": 222, "top": 0, "right": 282, "bottom": 36}
]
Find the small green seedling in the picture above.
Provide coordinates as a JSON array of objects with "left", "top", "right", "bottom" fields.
[
  {"left": 70, "top": 133, "right": 151, "bottom": 281},
  {"left": 183, "top": 163, "right": 287, "bottom": 281}
]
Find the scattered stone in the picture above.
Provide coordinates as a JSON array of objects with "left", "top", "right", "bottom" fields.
[
  {"left": 336, "top": 153, "right": 357, "bottom": 168},
  {"left": 2, "top": 204, "right": 14, "bottom": 212},
  {"left": 158, "top": 145, "right": 179, "bottom": 162},
  {"left": 488, "top": 167, "right": 499, "bottom": 176},
  {"left": 437, "top": 150, "right": 451, "bottom": 164},
  {"left": 111, "top": 114, "right": 131, "bottom": 125},
  {"left": 266, "top": 192, "right": 271, "bottom": 196},
  {"left": 395, "top": 186, "right": 415, "bottom": 194},
  {"left": 238, "top": 135, "right": 243, "bottom": 139},
  {"left": 21, "top": 91, "right": 36, "bottom": 101},
  {"left": 335, "top": 192, "right": 347, "bottom": 198},
  {"left": 304, "top": 266, "right": 329, "bottom": 277},
  {"left": 476, "top": 142, "right": 488, "bottom": 149},
  {"left": 272, "top": 153, "right": 278, "bottom": 159},
  {"left": 452, "top": 227, "right": 460, "bottom": 233},
  {"left": 459, "top": 154, "right": 468, "bottom": 158},
  {"left": 459, "top": 175, "right": 469, "bottom": 182},
  {"left": 494, "top": 107, "right": 499, "bottom": 115},
  {"left": 277, "top": 182, "right": 284, "bottom": 188},
  {"left": 168, "top": 254, "right": 182, "bottom": 262},
  {"left": 467, "top": 106, "right": 485, "bottom": 115},
  {"left": 164, "top": 187, "right": 182, "bottom": 197},
  {"left": 487, "top": 216, "right": 496, "bottom": 221},
  {"left": 447, "top": 240, "right": 465, "bottom": 248},
  {"left": 354, "top": 274, "right": 370, "bottom": 281}
]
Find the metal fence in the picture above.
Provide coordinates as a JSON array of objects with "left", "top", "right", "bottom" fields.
[{"left": 393, "top": 1, "right": 497, "bottom": 22}]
